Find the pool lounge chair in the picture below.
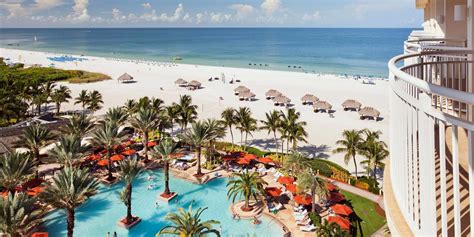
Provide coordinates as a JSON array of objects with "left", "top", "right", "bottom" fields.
[
  {"left": 294, "top": 214, "right": 308, "bottom": 221},
  {"left": 300, "top": 224, "right": 316, "bottom": 232},
  {"left": 269, "top": 203, "right": 283, "bottom": 212},
  {"left": 296, "top": 218, "right": 312, "bottom": 226}
]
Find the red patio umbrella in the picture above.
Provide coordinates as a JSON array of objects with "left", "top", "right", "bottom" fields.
[
  {"left": 331, "top": 204, "right": 353, "bottom": 216},
  {"left": 294, "top": 194, "right": 312, "bottom": 206},
  {"left": 222, "top": 155, "right": 236, "bottom": 162},
  {"left": 123, "top": 140, "right": 135, "bottom": 146},
  {"left": 327, "top": 216, "right": 351, "bottom": 230},
  {"left": 111, "top": 154, "right": 124, "bottom": 161},
  {"left": 243, "top": 154, "right": 257, "bottom": 160},
  {"left": 236, "top": 158, "right": 251, "bottom": 165},
  {"left": 0, "top": 191, "right": 8, "bottom": 198},
  {"left": 88, "top": 154, "right": 102, "bottom": 161},
  {"left": 121, "top": 149, "right": 136, "bottom": 156},
  {"left": 147, "top": 141, "right": 158, "bottom": 147},
  {"left": 97, "top": 159, "right": 109, "bottom": 166},
  {"left": 232, "top": 152, "right": 245, "bottom": 158},
  {"left": 277, "top": 176, "right": 295, "bottom": 185},
  {"left": 31, "top": 233, "right": 49, "bottom": 237},
  {"left": 257, "top": 157, "right": 274, "bottom": 164},
  {"left": 328, "top": 192, "right": 346, "bottom": 203},
  {"left": 265, "top": 187, "right": 282, "bottom": 197},
  {"left": 27, "top": 186, "right": 44, "bottom": 196},
  {"left": 285, "top": 183, "right": 298, "bottom": 194},
  {"left": 326, "top": 182, "right": 338, "bottom": 192}
]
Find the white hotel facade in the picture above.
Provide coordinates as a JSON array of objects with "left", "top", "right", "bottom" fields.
[{"left": 385, "top": 0, "right": 474, "bottom": 236}]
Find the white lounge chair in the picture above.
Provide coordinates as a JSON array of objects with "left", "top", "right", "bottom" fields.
[
  {"left": 300, "top": 224, "right": 316, "bottom": 232},
  {"left": 294, "top": 214, "right": 308, "bottom": 221},
  {"left": 296, "top": 218, "right": 311, "bottom": 226}
]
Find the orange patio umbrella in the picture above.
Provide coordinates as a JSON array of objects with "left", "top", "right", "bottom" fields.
[
  {"left": 294, "top": 194, "right": 312, "bottom": 206},
  {"left": 31, "top": 233, "right": 49, "bottom": 237},
  {"left": 123, "top": 140, "right": 135, "bottom": 146},
  {"left": 121, "top": 149, "right": 136, "bottom": 156},
  {"left": 265, "top": 187, "right": 282, "bottom": 197},
  {"left": 27, "top": 186, "right": 45, "bottom": 196},
  {"left": 88, "top": 154, "right": 102, "bottom": 161},
  {"left": 147, "top": 141, "right": 158, "bottom": 147},
  {"left": 328, "top": 216, "right": 351, "bottom": 230},
  {"left": 326, "top": 182, "right": 338, "bottom": 192},
  {"left": 257, "top": 157, "right": 274, "bottom": 164},
  {"left": 0, "top": 191, "right": 8, "bottom": 198},
  {"left": 331, "top": 204, "right": 353, "bottom": 216},
  {"left": 285, "top": 183, "right": 298, "bottom": 194},
  {"left": 111, "top": 154, "right": 124, "bottom": 161},
  {"left": 236, "top": 158, "right": 251, "bottom": 165},
  {"left": 97, "top": 159, "right": 109, "bottom": 166},
  {"left": 243, "top": 154, "right": 257, "bottom": 160},
  {"left": 277, "top": 176, "right": 295, "bottom": 185}
]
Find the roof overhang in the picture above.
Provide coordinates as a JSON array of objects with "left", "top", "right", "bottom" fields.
[{"left": 416, "top": 0, "right": 429, "bottom": 9}]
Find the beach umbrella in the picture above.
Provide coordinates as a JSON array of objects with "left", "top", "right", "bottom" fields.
[
  {"left": 111, "top": 154, "right": 124, "bottom": 161},
  {"left": 118, "top": 73, "right": 134, "bottom": 83},
  {"left": 188, "top": 80, "right": 202, "bottom": 88},
  {"left": 331, "top": 204, "right": 353, "bottom": 216},
  {"left": 301, "top": 94, "right": 319, "bottom": 104},
  {"left": 27, "top": 186, "right": 45, "bottom": 196},
  {"left": 265, "top": 89, "right": 281, "bottom": 98},
  {"left": 88, "top": 154, "right": 102, "bottom": 161},
  {"left": 31, "top": 233, "right": 49, "bottom": 237},
  {"left": 121, "top": 149, "right": 136, "bottom": 156},
  {"left": 257, "top": 157, "right": 274, "bottom": 164},
  {"left": 326, "top": 182, "right": 338, "bottom": 192},
  {"left": 239, "top": 91, "right": 256, "bottom": 100},
  {"left": 277, "top": 176, "right": 295, "bottom": 185},
  {"left": 236, "top": 158, "right": 251, "bottom": 165},
  {"left": 285, "top": 183, "right": 298, "bottom": 194},
  {"left": 175, "top": 78, "right": 187, "bottom": 85},
  {"left": 243, "top": 154, "right": 258, "bottom": 160},
  {"left": 265, "top": 187, "right": 282, "bottom": 197},
  {"left": 234, "top": 86, "right": 250, "bottom": 94},
  {"left": 97, "top": 159, "right": 109, "bottom": 166},
  {"left": 273, "top": 95, "right": 291, "bottom": 105},
  {"left": 313, "top": 100, "right": 332, "bottom": 112},
  {"left": 294, "top": 194, "right": 312, "bottom": 206},
  {"left": 342, "top": 99, "right": 362, "bottom": 111},
  {"left": 327, "top": 216, "right": 351, "bottom": 230},
  {"left": 359, "top": 107, "right": 381, "bottom": 119}
]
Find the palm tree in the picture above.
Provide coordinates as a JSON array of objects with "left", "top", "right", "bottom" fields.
[
  {"left": 31, "top": 92, "right": 48, "bottom": 115},
  {"left": 150, "top": 97, "right": 165, "bottom": 113},
  {"left": 283, "top": 151, "right": 312, "bottom": 174},
  {"left": 297, "top": 168, "right": 328, "bottom": 213},
  {"left": 220, "top": 107, "right": 236, "bottom": 146},
  {"left": 173, "top": 95, "right": 198, "bottom": 132},
  {"left": 333, "top": 129, "right": 364, "bottom": 178},
  {"left": 0, "top": 193, "right": 43, "bottom": 236},
  {"left": 180, "top": 121, "right": 211, "bottom": 177},
  {"left": 235, "top": 107, "right": 251, "bottom": 146},
  {"left": 0, "top": 152, "right": 36, "bottom": 194},
  {"left": 104, "top": 106, "right": 128, "bottom": 126},
  {"left": 316, "top": 219, "right": 350, "bottom": 237},
  {"left": 48, "top": 135, "right": 89, "bottom": 166},
  {"left": 41, "top": 167, "right": 98, "bottom": 237},
  {"left": 60, "top": 113, "right": 95, "bottom": 138},
  {"left": 360, "top": 140, "right": 389, "bottom": 181},
  {"left": 14, "top": 124, "right": 55, "bottom": 165},
  {"left": 157, "top": 206, "right": 220, "bottom": 236},
  {"left": 74, "top": 89, "right": 89, "bottom": 111},
  {"left": 123, "top": 99, "right": 138, "bottom": 116},
  {"left": 50, "top": 85, "right": 71, "bottom": 114},
  {"left": 129, "top": 107, "right": 158, "bottom": 162},
  {"left": 227, "top": 171, "right": 267, "bottom": 211},
  {"left": 152, "top": 138, "right": 181, "bottom": 196},
  {"left": 90, "top": 122, "right": 127, "bottom": 181},
  {"left": 165, "top": 105, "right": 179, "bottom": 133},
  {"left": 87, "top": 90, "right": 103, "bottom": 113},
  {"left": 204, "top": 119, "right": 226, "bottom": 163},
  {"left": 260, "top": 110, "right": 282, "bottom": 153},
  {"left": 117, "top": 158, "right": 143, "bottom": 224},
  {"left": 280, "top": 108, "right": 307, "bottom": 152}
]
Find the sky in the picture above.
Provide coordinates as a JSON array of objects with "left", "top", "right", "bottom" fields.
[{"left": 0, "top": 0, "right": 423, "bottom": 28}]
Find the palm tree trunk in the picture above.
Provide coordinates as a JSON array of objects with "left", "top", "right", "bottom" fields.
[
  {"left": 229, "top": 125, "right": 234, "bottom": 146},
  {"left": 164, "top": 161, "right": 170, "bottom": 195},
  {"left": 126, "top": 183, "right": 133, "bottom": 223},
  {"left": 67, "top": 208, "right": 75, "bottom": 237},
  {"left": 240, "top": 131, "right": 243, "bottom": 147},
  {"left": 196, "top": 146, "right": 202, "bottom": 176},
  {"left": 281, "top": 138, "right": 284, "bottom": 154},
  {"left": 34, "top": 147, "right": 40, "bottom": 165},
  {"left": 352, "top": 154, "right": 358, "bottom": 179},
  {"left": 311, "top": 186, "right": 316, "bottom": 213},
  {"left": 56, "top": 102, "right": 60, "bottom": 114},
  {"left": 37, "top": 104, "right": 41, "bottom": 115},
  {"left": 373, "top": 164, "right": 377, "bottom": 181},
  {"left": 286, "top": 139, "right": 289, "bottom": 154},
  {"left": 143, "top": 131, "right": 149, "bottom": 162},
  {"left": 273, "top": 131, "right": 278, "bottom": 154},
  {"left": 107, "top": 149, "right": 113, "bottom": 181},
  {"left": 244, "top": 132, "right": 248, "bottom": 150}
]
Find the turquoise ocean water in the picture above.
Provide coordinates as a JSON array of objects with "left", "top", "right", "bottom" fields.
[{"left": 0, "top": 28, "right": 413, "bottom": 77}]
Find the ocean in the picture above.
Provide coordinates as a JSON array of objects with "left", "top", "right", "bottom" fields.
[{"left": 0, "top": 28, "right": 413, "bottom": 77}]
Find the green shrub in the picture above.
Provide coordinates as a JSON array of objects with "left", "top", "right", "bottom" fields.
[
  {"left": 357, "top": 176, "right": 380, "bottom": 194},
  {"left": 244, "top": 146, "right": 267, "bottom": 157},
  {"left": 309, "top": 212, "right": 322, "bottom": 226},
  {"left": 318, "top": 159, "right": 350, "bottom": 175},
  {"left": 311, "top": 159, "right": 333, "bottom": 177}
]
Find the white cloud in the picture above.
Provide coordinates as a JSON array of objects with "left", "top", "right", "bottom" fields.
[
  {"left": 0, "top": 0, "right": 63, "bottom": 17},
  {"left": 112, "top": 8, "right": 121, "bottom": 20},
  {"left": 141, "top": 3, "right": 151, "bottom": 9},
  {"left": 302, "top": 11, "right": 321, "bottom": 21},
  {"left": 182, "top": 13, "right": 192, "bottom": 23},
  {"left": 158, "top": 3, "right": 183, "bottom": 22},
  {"left": 229, "top": 4, "right": 254, "bottom": 16},
  {"left": 210, "top": 12, "right": 232, "bottom": 23},
  {"left": 261, "top": 0, "right": 280, "bottom": 14},
  {"left": 196, "top": 13, "right": 204, "bottom": 24},
  {"left": 68, "top": 0, "right": 89, "bottom": 22}
]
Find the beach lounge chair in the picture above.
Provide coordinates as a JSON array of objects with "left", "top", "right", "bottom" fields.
[
  {"left": 297, "top": 218, "right": 312, "bottom": 226},
  {"left": 300, "top": 224, "right": 316, "bottom": 232},
  {"left": 294, "top": 214, "right": 308, "bottom": 221},
  {"left": 270, "top": 203, "right": 283, "bottom": 211}
]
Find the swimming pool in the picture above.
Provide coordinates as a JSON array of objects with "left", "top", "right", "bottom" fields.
[{"left": 44, "top": 170, "right": 285, "bottom": 236}]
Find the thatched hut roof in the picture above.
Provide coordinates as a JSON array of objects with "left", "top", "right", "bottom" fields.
[
  {"left": 234, "top": 86, "right": 250, "bottom": 93},
  {"left": 359, "top": 107, "right": 380, "bottom": 118},
  {"left": 301, "top": 94, "right": 319, "bottom": 103},
  {"left": 188, "top": 80, "right": 202, "bottom": 88},
  {"left": 118, "top": 73, "right": 134, "bottom": 82},
  {"left": 313, "top": 101, "right": 332, "bottom": 111},
  {"left": 240, "top": 91, "right": 256, "bottom": 99},
  {"left": 342, "top": 99, "right": 362, "bottom": 110},
  {"left": 175, "top": 78, "right": 187, "bottom": 85},
  {"left": 274, "top": 95, "right": 291, "bottom": 104},
  {"left": 265, "top": 89, "right": 281, "bottom": 98}
]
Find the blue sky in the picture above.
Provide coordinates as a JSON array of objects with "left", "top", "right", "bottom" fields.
[{"left": 0, "top": 0, "right": 423, "bottom": 27}]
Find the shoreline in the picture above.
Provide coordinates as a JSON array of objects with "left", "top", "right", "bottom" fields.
[{"left": 0, "top": 47, "right": 390, "bottom": 174}]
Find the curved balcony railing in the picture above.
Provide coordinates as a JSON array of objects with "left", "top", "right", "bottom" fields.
[
  {"left": 389, "top": 50, "right": 474, "bottom": 124},
  {"left": 404, "top": 38, "right": 467, "bottom": 54}
]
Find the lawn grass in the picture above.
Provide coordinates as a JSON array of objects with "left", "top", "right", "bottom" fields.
[{"left": 340, "top": 190, "right": 386, "bottom": 237}]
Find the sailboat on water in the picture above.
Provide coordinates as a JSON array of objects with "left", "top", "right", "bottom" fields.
[{"left": 34, "top": 35, "right": 37, "bottom": 42}]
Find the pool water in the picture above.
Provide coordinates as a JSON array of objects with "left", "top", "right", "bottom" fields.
[{"left": 44, "top": 170, "right": 285, "bottom": 237}]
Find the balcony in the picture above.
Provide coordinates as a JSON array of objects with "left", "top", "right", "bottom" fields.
[{"left": 404, "top": 38, "right": 467, "bottom": 54}]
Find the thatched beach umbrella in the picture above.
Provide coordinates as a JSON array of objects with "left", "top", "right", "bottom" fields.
[
  {"left": 313, "top": 100, "right": 332, "bottom": 113},
  {"left": 265, "top": 89, "right": 281, "bottom": 99},
  {"left": 118, "top": 73, "right": 134, "bottom": 83},
  {"left": 187, "top": 80, "right": 202, "bottom": 90},
  {"left": 359, "top": 107, "right": 381, "bottom": 120},
  {"left": 175, "top": 78, "right": 187, "bottom": 86},
  {"left": 273, "top": 95, "right": 291, "bottom": 106},
  {"left": 234, "top": 86, "right": 250, "bottom": 95},
  {"left": 342, "top": 99, "right": 362, "bottom": 111},
  {"left": 239, "top": 91, "right": 256, "bottom": 101},
  {"left": 301, "top": 94, "right": 319, "bottom": 105}
]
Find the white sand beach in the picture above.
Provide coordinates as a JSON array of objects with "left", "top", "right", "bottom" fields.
[{"left": 1, "top": 48, "right": 390, "bottom": 175}]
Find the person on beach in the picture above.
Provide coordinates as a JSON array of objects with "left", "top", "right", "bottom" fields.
[{"left": 113, "top": 232, "right": 117, "bottom": 237}]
